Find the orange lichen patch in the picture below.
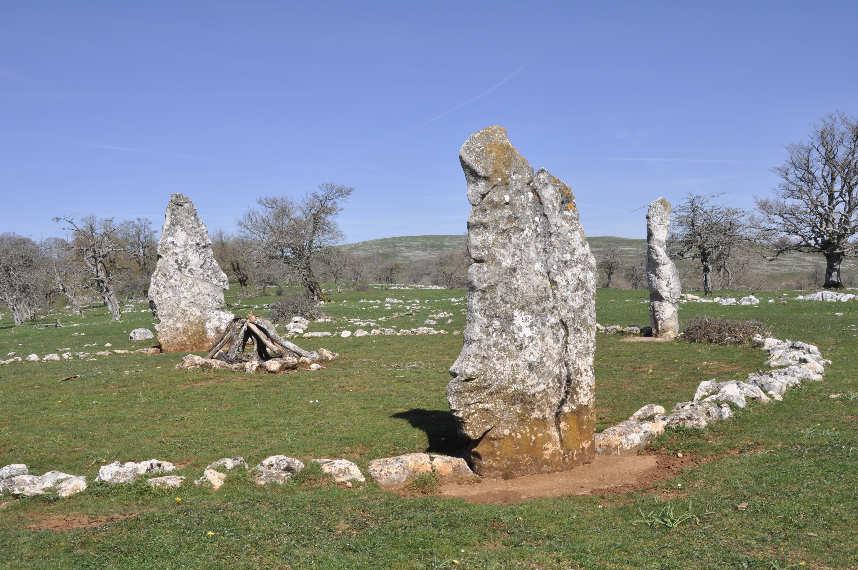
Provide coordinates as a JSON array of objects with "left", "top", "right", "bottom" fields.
[
  {"left": 484, "top": 140, "right": 518, "bottom": 186},
  {"left": 159, "top": 322, "right": 215, "bottom": 353},
  {"left": 469, "top": 406, "right": 595, "bottom": 478}
]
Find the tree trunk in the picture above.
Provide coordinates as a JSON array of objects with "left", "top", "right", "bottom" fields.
[
  {"left": 302, "top": 263, "right": 322, "bottom": 301},
  {"left": 823, "top": 251, "right": 844, "bottom": 289},
  {"left": 103, "top": 288, "right": 121, "bottom": 321},
  {"left": 702, "top": 261, "right": 713, "bottom": 295}
]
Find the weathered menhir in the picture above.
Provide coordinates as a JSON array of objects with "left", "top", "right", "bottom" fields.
[
  {"left": 448, "top": 126, "right": 597, "bottom": 479},
  {"left": 149, "top": 193, "right": 233, "bottom": 352},
  {"left": 646, "top": 197, "right": 681, "bottom": 338}
]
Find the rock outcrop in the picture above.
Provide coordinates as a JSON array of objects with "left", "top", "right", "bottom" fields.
[
  {"left": 447, "top": 126, "right": 597, "bottom": 478},
  {"left": 646, "top": 197, "right": 681, "bottom": 338},
  {"left": 148, "top": 194, "right": 233, "bottom": 352}
]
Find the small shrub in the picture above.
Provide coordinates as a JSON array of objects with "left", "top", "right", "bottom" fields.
[
  {"left": 681, "top": 317, "right": 770, "bottom": 345},
  {"left": 406, "top": 472, "right": 439, "bottom": 495},
  {"left": 635, "top": 502, "right": 700, "bottom": 529},
  {"left": 293, "top": 462, "right": 330, "bottom": 489},
  {"left": 269, "top": 293, "right": 321, "bottom": 323}
]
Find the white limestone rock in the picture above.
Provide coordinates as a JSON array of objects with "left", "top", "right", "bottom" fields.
[
  {"left": 646, "top": 197, "right": 681, "bottom": 338},
  {"left": 0, "top": 464, "right": 28, "bottom": 479},
  {"left": 312, "top": 459, "right": 366, "bottom": 485},
  {"left": 96, "top": 459, "right": 175, "bottom": 484},
  {"left": 447, "top": 125, "right": 597, "bottom": 478},
  {"left": 56, "top": 476, "right": 87, "bottom": 498},
  {"left": 195, "top": 469, "right": 227, "bottom": 490},
  {"left": 148, "top": 193, "right": 233, "bottom": 352},
  {"left": 367, "top": 453, "right": 433, "bottom": 488},
  {"left": 254, "top": 455, "right": 305, "bottom": 485},
  {"left": 147, "top": 476, "right": 185, "bottom": 489},
  {"left": 129, "top": 328, "right": 155, "bottom": 341}
]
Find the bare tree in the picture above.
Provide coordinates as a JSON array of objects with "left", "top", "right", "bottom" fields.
[
  {"left": 118, "top": 218, "right": 157, "bottom": 295},
  {"left": 598, "top": 247, "right": 622, "bottom": 288},
  {"left": 624, "top": 258, "right": 646, "bottom": 289},
  {"left": 0, "top": 234, "right": 44, "bottom": 325},
  {"left": 432, "top": 248, "right": 469, "bottom": 289},
  {"left": 55, "top": 216, "right": 123, "bottom": 321},
  {"left": 754, "top": 113, "right": 858, "bottom": 288},
  {"left": 671, "top": 194, "right": 746, "bottom": 295},
  {"left": 41, "top": 237, "right": 88, "bottom": 315},
  {"left": 212, "top": 231, "right": 253, "bottom": 290},
  {"left": 239, "top": 183, "right": 353, "bottom": 301}
]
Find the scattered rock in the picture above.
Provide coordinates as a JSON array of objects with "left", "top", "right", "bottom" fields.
[
  {"left": 96, "top": 460, "right": 175, "bottom": 484},
  {"left": 428, "top": 454, "right": 477, "bottom": 482},
  {"left": 254, "top": 455, "right": 305, "bottom": 485},
  {"left": 595, "top": 417, "right": 666, "bottom": 455},
  {"left": 195, "top": 469, "right": 227, "bottom": 490},
  {"left": 0, "top": 464, "right": 28, "bottom": 479},
  {"left": 368, "top": 453, "right": 432, "bottom": 488},
  {"left": 207, "top": 457, "right": 247, "bottom": 471},
  {"left": 739, "top": 295, "right": 760, "bottom": 306},
  {"left": 795, "top": 291, "right": 856, "bottom": 302},
  {"left": 313, "top": 459, "right": 366, "bottom": 485},
  {"left": 129, "top": 328, "right": 155, "bottom": 341},
  {"left": 56, "top": 476, "right": 87, "bottom": 498},
  {"left": 630, "top": 404, "right": 666, "bottom": 421},
  {"left": 367, "top": 453, "right": 476, "bottom": 488},
  {"left": 317, "top": 348, "right": 337, "bottom": 361},
  {"left": 42, "top": 353, "right": 61, "bottom": 362},
  {"left": 147, "top": 476, "right": 185, "bottom": 489},
  {"left": 262, "top": 357, "right": 299, "bottom": 374}
]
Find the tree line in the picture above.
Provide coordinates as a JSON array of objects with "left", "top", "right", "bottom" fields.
[{"left": 1, "top": 112, "right": 856, "bottom": 325}]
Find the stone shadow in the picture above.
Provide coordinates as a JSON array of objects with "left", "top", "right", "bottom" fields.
[{"left": 391, "top": 409, "right": 465, "bottom": 456}]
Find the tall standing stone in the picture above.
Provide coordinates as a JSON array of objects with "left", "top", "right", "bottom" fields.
[
  {"left": 646, "top": 197, "right": 681, "bottom": 338},
  {"left": 447, "top": 126, "right": 597, "bottom": 478},
  {"left": 149, "top": 194, "right": 233, "bottom": 352}
]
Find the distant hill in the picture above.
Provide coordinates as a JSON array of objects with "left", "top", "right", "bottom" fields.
[{"left": 342, "top": 235, "right": 857, "bottom": 289}]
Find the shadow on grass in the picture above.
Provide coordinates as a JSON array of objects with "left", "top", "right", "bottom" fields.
[{"left": 392, "top": 408, "right": 466, "bottom": 455}]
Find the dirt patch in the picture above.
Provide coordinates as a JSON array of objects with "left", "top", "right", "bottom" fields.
[
  {"left": 440, "top": 453, "right": 700, "bottom": 504},
  {"left": 620, "top": 336, "right": 673, "bottom": 343},
  {"left": 25, "top": 512, "right": 139, "bottom": 532}
]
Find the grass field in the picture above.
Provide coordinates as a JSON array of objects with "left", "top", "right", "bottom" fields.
[{"left": 0, "top": 287, "right": 856, "bottom": 568}]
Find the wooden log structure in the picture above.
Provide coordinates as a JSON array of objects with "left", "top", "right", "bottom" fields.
[{"left": 207, "top": 314, "right": 317, "bottom": 362}]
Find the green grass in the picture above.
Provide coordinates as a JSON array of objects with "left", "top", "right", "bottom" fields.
[{"left": 0, "top": 287, "right": 856, "bottom": 568}]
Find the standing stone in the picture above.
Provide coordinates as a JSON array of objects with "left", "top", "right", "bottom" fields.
[
  {"left": 646, "top": 197, "right": 681, "bottom": 339},
  {"left": 447, "top": 126, "right": 597, "bottom": 478},
  {"left": 149, "top": 194, "right": 233, "bottom": 352}
]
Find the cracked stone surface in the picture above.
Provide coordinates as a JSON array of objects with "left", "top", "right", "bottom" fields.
[
  {"left": 447, "top": 125, "right": 597, "bottom": 478},
  {"left": 646, "top": 197, "right": 681, "bottom": 338},
  {"left": 148, "top": 193, "right": 233, "bottom": 352}
]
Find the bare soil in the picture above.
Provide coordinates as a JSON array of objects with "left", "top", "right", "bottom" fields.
[
  {"left": 25, "top": 512, "right": 139, "bottom": 532},
  {"left": 440, "top": 453, "right": 698, "bottom": 504}
]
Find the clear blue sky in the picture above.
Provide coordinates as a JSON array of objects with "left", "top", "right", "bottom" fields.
[{"left": 2, "top": 1, "right": 856, "bottom": 243}]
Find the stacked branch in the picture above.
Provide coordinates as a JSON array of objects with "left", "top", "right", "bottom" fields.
[
  {"left": 177, "top": 313, "right": 335, "bottom": 374},
  {"left": 207, "top": 314, "right": 317, "bottom": 362}
]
